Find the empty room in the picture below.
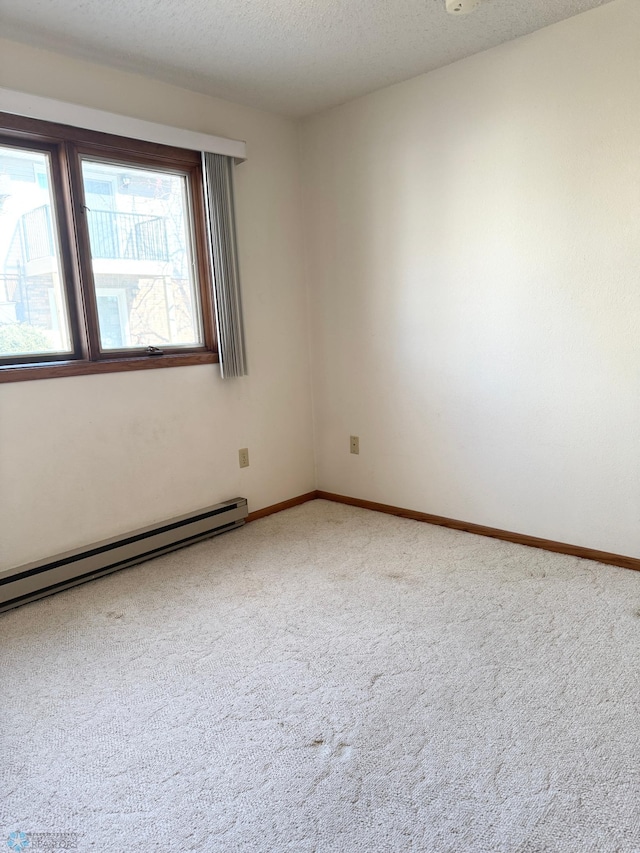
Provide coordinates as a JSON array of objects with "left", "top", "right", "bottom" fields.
[{"left": 1, "top": 0, "right": 638, "bottom": 850}]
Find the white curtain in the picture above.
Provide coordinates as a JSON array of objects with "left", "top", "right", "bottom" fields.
[{"left": 202, "top": 152, "right": 247, "bottom": 378}]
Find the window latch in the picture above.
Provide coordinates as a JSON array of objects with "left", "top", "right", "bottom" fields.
[{"left": 145, "top": 346, "right": 164, "bottom": 356}]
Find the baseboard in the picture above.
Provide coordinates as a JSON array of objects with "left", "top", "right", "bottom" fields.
[
  {"left": 246, "top": 489, "right": 640, "bottom": 573},
  {"left": 316, "top": 491, "right": 640, "bottom": 573},
  {"left": 245, "top": 491, "right": 318, "bottom": 523}
]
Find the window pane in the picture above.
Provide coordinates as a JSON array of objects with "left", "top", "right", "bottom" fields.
[
  {"left": 0, "top": 146, "right": 73, "bottom": 358},
  {"left": 80, "top": 159, "right": 203, "bottom": 351}
]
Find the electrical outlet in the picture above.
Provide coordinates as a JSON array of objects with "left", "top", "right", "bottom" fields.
[
  {"left": 350, "top": 435, "right": 359, "bottom": 455},
  {"left": 239, "top": 448, "right": 250, "bottom": 468}
]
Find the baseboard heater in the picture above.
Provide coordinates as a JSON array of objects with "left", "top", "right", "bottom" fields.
[{"left": 0, "top": 497, "right": 248, "bottom": 613}]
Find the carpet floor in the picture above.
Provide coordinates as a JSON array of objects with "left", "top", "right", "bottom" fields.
[{"left": 1, "top": 499, "right": 639, "bottom": 852}]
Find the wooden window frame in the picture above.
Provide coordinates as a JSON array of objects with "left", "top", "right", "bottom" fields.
[{"left": 0, "top": 112, "right": 218, "bottom": 383}]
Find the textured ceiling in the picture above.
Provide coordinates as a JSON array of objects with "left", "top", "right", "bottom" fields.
[{"left": 0, "top": 0, "right": 617, "bottom": 116}]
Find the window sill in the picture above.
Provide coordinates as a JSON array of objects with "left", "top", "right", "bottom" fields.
[{"left": 0, "top": 351, "right": 219, "bottom": 383}]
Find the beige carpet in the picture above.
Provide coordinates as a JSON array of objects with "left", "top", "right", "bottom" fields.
[{"left": 1, "top": 500, "right": 639, "bottom": 852}]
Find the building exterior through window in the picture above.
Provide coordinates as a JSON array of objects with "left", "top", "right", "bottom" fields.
[{"left": 0, "top": 147, "right": 202, "bottom": 358}]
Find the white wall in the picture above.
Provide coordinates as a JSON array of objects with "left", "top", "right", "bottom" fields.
[
  {"left": 3, "top": 0, "right": 640, "bottom": 570},
  {"left": 301, "top": 0, "right": 640, "bottom": 557},
  {"left": 0, "top": 40, "right": 315, "bottom": 570}
]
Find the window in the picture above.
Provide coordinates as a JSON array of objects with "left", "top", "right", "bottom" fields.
[{"left": 0, "top": 113, "right": 217, "bottom": 382}]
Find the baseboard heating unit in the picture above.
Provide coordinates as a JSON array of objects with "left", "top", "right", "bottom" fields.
[{"left": 0, "top": 497, "right": 248, "bottom": 613}]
